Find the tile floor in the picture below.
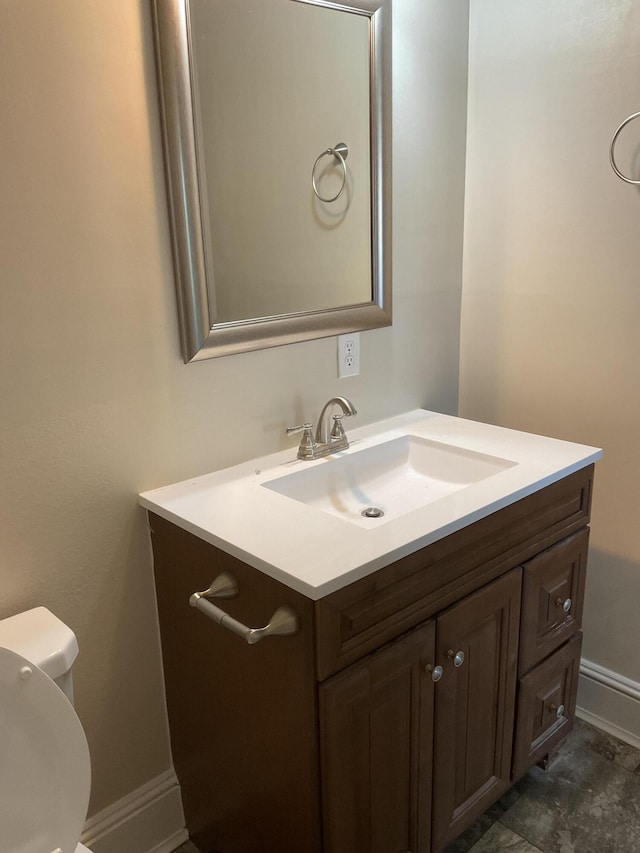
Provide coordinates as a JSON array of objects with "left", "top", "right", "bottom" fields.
[
  {"left": 444, "top": 719, "right": 640, "bottom": 853},
  {"left": 172, "top": 719, "right": 640, "bottom": 853}
]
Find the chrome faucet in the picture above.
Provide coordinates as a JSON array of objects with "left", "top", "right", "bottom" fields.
[{"left": 287, "top": 397, "right": 357, "bottom": 460}]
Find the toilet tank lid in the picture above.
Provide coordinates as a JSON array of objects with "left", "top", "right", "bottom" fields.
[{"left": 0, "top": 607, "right": 79, "bottom": 680}]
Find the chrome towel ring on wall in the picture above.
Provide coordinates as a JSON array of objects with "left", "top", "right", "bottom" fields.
[
  {"left": 312, "top": 142, "right": 349, "bottom": 203},
  {"left": 610, "top": 112, "right": 640, "bottom": 185}
]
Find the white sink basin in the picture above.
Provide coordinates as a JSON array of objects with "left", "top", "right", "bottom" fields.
[{"left": 262, "top": 434, "right": 517, "bottom": 527}]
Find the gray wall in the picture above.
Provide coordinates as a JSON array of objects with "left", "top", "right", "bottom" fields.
[
  {"left": 460, "top": 0, "right": 640, "bottom": 738},
  {"left": 0, "top": 0, "right": 469, "bottom": 815}
]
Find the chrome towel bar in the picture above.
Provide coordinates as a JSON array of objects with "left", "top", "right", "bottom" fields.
[{"left": 189, "top": 574, "right": 299, "bottom": 645}]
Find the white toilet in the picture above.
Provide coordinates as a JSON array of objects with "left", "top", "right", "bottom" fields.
[{"left": 0, "top": 606, "right": 94, "bottom": 853}]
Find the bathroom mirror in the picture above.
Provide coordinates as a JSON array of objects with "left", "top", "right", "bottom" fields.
[{"left": 152, "top": 0, "right": 391, "bottom": 361}]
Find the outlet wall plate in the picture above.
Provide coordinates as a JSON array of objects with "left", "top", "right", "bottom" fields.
[{"left": 337, "top": 333, "right": 360, "bottom": 378}]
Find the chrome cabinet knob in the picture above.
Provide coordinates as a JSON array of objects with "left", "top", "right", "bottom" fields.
[
  {"left": 556, "top": 597, "right": 572, "bottom": 613},
  {"left": 447, "top": 649, "right": 465, "bottom": 668},
  {"left": 550, "top": 703, "right": 565, "bottom": 719},
  {"left": 426, "top": 664, "right": 443, "bottom": 682}
]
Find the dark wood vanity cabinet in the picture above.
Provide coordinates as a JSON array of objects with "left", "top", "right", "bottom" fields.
[
  {"left": 149, "top": 464, "right": 594, "bottom": 853},
  {"left": 319, "top": 570, "right": 523, "bottom": 853}
]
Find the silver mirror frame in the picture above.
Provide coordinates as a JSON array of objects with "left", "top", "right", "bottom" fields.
[{"left": 151, "top": 0, "right": 392, "bottom": 362}]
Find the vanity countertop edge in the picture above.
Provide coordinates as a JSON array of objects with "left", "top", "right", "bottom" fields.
[{"left": 139, "top": 409, "right": 602, "bottom": 600}]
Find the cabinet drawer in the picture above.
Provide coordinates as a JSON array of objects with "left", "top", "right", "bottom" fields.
[
  {"left": 512, "top": 632, "right": 582, "bottom": 779},
  {"left": 519, "top": 528, "right": 588, "bottom": 675}
]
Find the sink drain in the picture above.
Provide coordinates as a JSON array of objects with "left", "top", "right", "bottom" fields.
[{"left": 361, "top": 506, "right": 385, "bottom": 519}]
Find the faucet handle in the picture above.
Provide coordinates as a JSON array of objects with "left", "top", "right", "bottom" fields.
[
  {"left": 286, "top": 423, "right": 318, "bottom": 460},
  {"left": 286, "top": 422, "right": 313, "bottom": 436},
  {"left": 330, "top": 414, "right": 346, "bottom": 441}
]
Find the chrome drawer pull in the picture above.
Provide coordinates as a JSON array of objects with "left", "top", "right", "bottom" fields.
[
  {"left": 190, "top": 582, "right": 299, "bottom": 645},
  {"left": 550, "top": 703, "right": 565, "bottom": 719},
  {"left": 555, "top": 597, "right": 572, "bottom": 613}
]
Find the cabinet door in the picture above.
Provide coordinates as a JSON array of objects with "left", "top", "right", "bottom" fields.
[
  {"left": 432, "top": 568, "right": 522, "bottom": 852},
  {"left": 320, "top": 620, "right": 436, "bottom": 853}
]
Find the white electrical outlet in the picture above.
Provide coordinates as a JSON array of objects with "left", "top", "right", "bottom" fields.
[{"left": 337, "top": 333, "right": 360, "bottom": 378}]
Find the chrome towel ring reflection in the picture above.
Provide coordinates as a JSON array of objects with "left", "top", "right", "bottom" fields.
[
  {"left": 610, "top": 112, "right": 640, "bottom": 185},
  {"left": 312, "top": 142, "right": 349, "bottom": 203}
]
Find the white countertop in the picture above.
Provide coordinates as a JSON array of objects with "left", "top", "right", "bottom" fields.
[{"left": 139, "top": 410, "right": 602, "bottom": 600}]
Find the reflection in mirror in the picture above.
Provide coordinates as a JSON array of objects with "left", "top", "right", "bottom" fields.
[
  {"left": 191, "top": 0, "right": 372, "bottom": 322},
  {"left": 152, "top": 0, "right": 391, "bottom": 361}
]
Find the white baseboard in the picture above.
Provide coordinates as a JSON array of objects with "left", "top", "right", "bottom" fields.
[
  {"left": 81, "top": 769, "right": 188, "bottom": 853},
  {"left": 577, "top": 657, "right": 640, "bottom": 750}
]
